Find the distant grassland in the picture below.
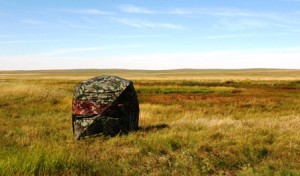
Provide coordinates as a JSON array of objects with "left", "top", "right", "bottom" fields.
[
  {"left": 1, "top": 68, "right": 300, "bottom": 80},
  {"left": 0, "top": 69, "right": 299, "bottom": 175}
]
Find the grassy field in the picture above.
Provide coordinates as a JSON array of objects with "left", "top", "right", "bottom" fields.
[{"left": 0, "top": 69, "right": 299, "bottom": 175}]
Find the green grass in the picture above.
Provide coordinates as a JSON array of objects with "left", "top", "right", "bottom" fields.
[{"left": 0, "top": 69, "right": 299, "bottom": 175}]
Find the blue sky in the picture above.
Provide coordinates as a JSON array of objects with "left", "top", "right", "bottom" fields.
[{"left": 0, "top": 0, "right": 300, "bottom": 70}]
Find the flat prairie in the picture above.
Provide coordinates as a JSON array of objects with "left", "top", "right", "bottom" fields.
[{"left": 0, "top": 69, "right": 299, "bottom": 175}]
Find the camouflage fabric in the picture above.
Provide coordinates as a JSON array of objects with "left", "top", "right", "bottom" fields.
[{"left": 72, "top": 76, "right": 139, "bottom": 140}]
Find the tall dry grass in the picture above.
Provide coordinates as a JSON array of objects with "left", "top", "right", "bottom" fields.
[{"left": 0, "top": 70, "right": 299, "bottom": 175}]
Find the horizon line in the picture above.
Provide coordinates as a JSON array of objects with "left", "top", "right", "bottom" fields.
[{"left": 0, "top": 68, "right": 299, "bottom": 72}]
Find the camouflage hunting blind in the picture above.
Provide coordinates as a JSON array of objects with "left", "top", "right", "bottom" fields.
[{"left": 72, "top": 76, "right": 139, "bottom": 140}]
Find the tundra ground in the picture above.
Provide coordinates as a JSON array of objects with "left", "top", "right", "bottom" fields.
[{"left": 0, "top": 69, "right": 299, "bottom": 175}]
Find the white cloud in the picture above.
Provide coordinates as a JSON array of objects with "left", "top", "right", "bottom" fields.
[
  {"left": 64, "top": 9, "right": 113, "bottom": 15},
  {"left": 199, "top": 32, "right": 292, "bottom": 40},
  {"left": 119, "top": 4, "right": 156, "bottom": 14},
  {"left": 38, "top": 45, "right": 142, "bottom": 56},
  {"left": 0, "top": 39, "right": 73, "bottom": 44},
  {"left": 113, "top": 18, "right": 184, "bottom": 29},
  {"left": 70, "top": 33, "right": 166, "bottom": 39},
  {"left": 215, "top": 18, "right": 268, "bottom": 31},
  {"left": 168, "top": 7, "right": 300, "bottom": 32},
  {"left": 1, "top": 48, "right": 300, "bottom": 70},
  {"left": 104, "top": 49, "right": 300, "bottom": 70},
  {"left": 200, "top": 34, "right": 262, "bottom": 39},
  {"left": 169, "top": 8, "right": 281, "bottom": 19},
  {"left": 39, "top": 47, "right": 112, "bottom": 55}
]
